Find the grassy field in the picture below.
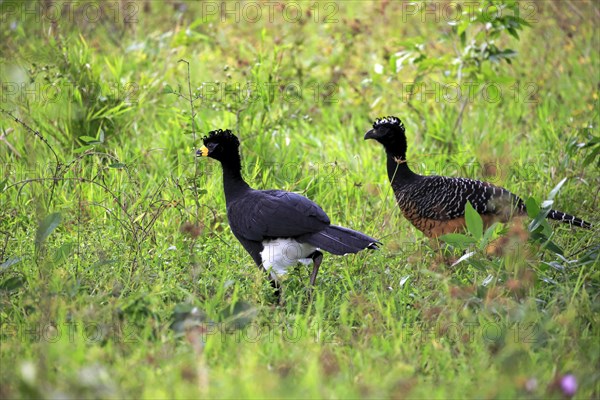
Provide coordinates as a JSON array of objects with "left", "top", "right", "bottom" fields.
[{"left": 1, "top": 1, "right": 599, "bottom": 398}]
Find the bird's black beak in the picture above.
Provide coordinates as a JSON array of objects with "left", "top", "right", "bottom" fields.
[{"left": 364, "top": 129, "right": 376, "bottom": 140}]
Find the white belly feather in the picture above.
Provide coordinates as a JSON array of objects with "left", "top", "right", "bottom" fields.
[{"left": 260, "top": 238, "right": 317, "bottom": 280}]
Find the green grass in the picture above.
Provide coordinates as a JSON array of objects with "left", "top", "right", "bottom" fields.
[{"left": 1, "top": 1, "right": 599, "bottom": 398}]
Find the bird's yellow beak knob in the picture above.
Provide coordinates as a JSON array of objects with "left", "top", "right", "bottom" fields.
[{"left": 198, "top": 145, "right": 209, "bottom": 157}]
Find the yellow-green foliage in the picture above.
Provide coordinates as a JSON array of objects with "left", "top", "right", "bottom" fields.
[{"left": 0, "top": 1, "right": 598, "bottom": 398}]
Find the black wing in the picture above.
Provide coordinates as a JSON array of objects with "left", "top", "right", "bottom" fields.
[
  {"left": 226, "top": 189, "right": 331, "bottom": 242},
  {"left": 397, "top": 176, "right": 525, "bottom": 221}
]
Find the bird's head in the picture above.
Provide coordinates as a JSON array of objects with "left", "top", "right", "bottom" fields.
[
  {"left": 364, "top": 116, "right": 407, "bottom": 158},
  {"left": 197, "top": 129, "right": 240, "bottom": 162}
]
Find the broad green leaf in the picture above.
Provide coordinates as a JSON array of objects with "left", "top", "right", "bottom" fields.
[
  {"left": 547, "top": 178, "right": 567, "bottom": 200},
  {"left": 415, "top": 58, "right": 447, "bottom": 69},
  {"left": 104, "top": 103, "right": 131, "bottom": 117},
  {"left": 79, "top": 135, "right": 97, "bottom": 143},
  {"left": 35, "top": 212, "right": 61, "bottom": 249},
  {"left": 583, "top": 146, "right": 599, "bottom": 167},
  {"left": 525, "top": 197, "right": 540, "bottom": 219},
  {"left": 529, "top": 209, "right": 551, "bottom": 233},
  {"left": 440, "top": 233, "right": 477, "bottom": 247},
  {"left": 541, "top": 199, "right": 554, "bottom": 209},
  {"left": 468, "top": 258, "right": 487, "bottom": 272},
  {"left": 482, "top": 222, "right": 499, "bottom": 243},
  {"left": 499, "top": 49, "right": 517, "bottom": 59},
  {"left": 133, "top": 213, "right": 146, "bottom": 224},
  {"left": 388, "top": 55, "right": 396, "bottom": 72},
  {"left": 457, "top": 20, "right": 469, "bottom": 37},
  {"left": 73, "top": 145, "right": 94, "bottom": 153},
  {"left": 528, "top": 178, "right": 567, "bottom": 232},
  {"left": 413, "top": 54, "right": 426, "bottom": 64},
  {"left": 465, "top": 202, "right": 483, "bottom": 239},
  {"left": 512, "top": 15, "right": 533, "bottom": 27},
  {"left": 53, "top": 242, "right": 74, "bottom": 264},
  {"left": 543, "top": 239, "right": 564, "bottom": 255}
]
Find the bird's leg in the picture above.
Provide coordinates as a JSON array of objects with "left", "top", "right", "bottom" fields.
[
  {"left": 429, "top": 237, "right": 461, "bottom": 266},
  {"left": 269, "top": 273, "right": 282, "bottom": 305},
  {"left": 309, "top": 251, "right": 323, "bottom": 288}
]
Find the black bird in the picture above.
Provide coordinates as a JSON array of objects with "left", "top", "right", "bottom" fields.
[
  {"left": 198, "top": 129, "right": 380, "bottom": 295},
  {"left": 364, "top": 116, "right": 592, "bottom": 238}
]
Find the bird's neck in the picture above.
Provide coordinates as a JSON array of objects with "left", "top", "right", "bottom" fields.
[
  {"left": 220, "top": 155, "right": 251, "bottom": 201},
  {"left": 386, "top": 151, "right": 417, "bottom": 184}
]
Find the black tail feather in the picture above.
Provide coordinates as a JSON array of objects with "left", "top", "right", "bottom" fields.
[
  {"left": 300, "top": 225, "right": 380, "bottom": 255},
  {"left": 548, "top": 210, "right": 592, "bottom": 229}
]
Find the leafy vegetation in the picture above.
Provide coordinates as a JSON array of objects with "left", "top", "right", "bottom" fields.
[{"left": 1, "top": 1, "right": 598, "bottom": 398}]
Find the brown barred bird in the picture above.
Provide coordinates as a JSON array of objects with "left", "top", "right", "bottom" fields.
[{"left": 364, "top": 116, "right": 592, "bottom": 238}]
